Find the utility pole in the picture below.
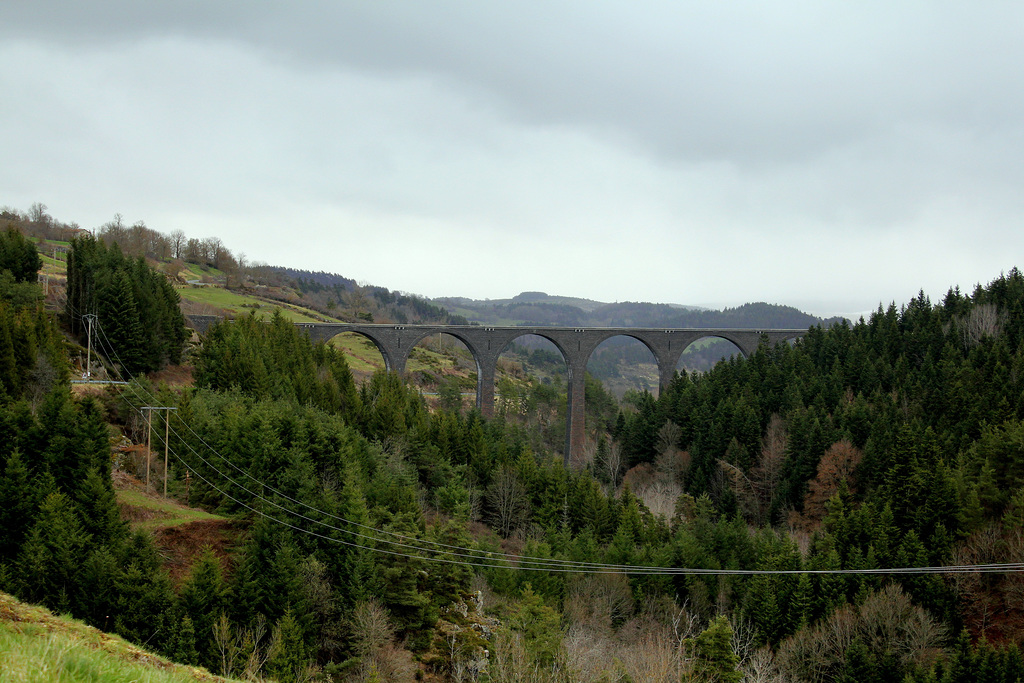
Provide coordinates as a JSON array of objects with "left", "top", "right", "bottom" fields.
[
  {"left": 145, "top": 407, "right": 152, "bottom": 489},
  {"left": 83, "top": 314, "right": 97, "bottom": 380},
  {"left": 163, "top": 408, "right": 175, "bottom": 498},
  {"left": 142, "top": 406, "right": 177, "bottom": 495}
]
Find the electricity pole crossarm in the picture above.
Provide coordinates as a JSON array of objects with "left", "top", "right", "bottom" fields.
[{"left": 83, "top": 314, "right": 97, "bottom": 380}]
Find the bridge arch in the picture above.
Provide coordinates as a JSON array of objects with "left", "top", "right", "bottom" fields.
[
  {"left": 495, "top": 330, "right": 573, "bottom": 369},
  {"left": 325, "top": 329, "right": 393, "bottom": 374},
  {"left": 673, "top": 334, "right": 746, "bottom": 374},
  {"left": 583, "top": 332, "right": 662, "bottom": 397},
  {"left": 405, "top": 331, "right": 483, "bottom": 412}
]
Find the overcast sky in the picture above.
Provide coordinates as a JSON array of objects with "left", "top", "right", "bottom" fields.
[{"left": 2, "top": 2, "right": 1023, "bottom": 317}]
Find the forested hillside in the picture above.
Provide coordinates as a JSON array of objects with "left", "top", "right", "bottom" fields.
[
  {"left": 439, "top": 292, "right": 827, "bottom": 330},
  {"left": 5, "top": 208, "right": 1024, "bottom": 680}
]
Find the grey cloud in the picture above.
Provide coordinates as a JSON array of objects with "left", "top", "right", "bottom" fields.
[
  {"left": 8, "top": 2, "right": 1024, "bottom": 165},
  {"left": 2, "top": 2, "right": 1023, "bottom": 312}
]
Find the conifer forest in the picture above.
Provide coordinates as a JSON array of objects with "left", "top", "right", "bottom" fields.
[{"left": 6, "top": 223, "right": 1024, "bottom": 681}]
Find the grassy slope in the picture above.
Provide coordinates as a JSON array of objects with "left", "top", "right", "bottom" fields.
[
  {"left": 116, "top": 488, "right": 228, "bottom": 533},
  {"left": 112, "top": 474, "right": 242, "bottom": 587},
  {"left": 176, "top": 286, "right": 336, "bottom": 323},
  {"left": 0, "top": 592, "right": 237, "bottom": 683}
]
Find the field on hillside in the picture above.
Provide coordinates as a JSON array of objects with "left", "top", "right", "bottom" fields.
[
  {"left": 176, "top": 286, "right": 332, "bottom": 323},
  {"left": 0, "top": 592, "right": 237, "bottom": 683}
]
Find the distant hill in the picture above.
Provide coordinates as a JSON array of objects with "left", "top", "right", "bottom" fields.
[{"left": 435, "top": 292, "right": 824, "bottom": 330}]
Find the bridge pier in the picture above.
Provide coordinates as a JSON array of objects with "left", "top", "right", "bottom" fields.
[
  {"left": 477, "top": 361, "right": 496, "bottom": 418},
  {"left": 566, "top": 359, "right": 588, "bottom": 467}
]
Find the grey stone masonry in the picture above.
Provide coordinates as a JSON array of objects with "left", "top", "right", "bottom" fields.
[{"left": 186, "top": 316, "right": 805, "bottom": 465}]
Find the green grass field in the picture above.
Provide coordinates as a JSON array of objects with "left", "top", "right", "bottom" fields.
[
  {"left": 182, "top": 262, "right": 225, "bottom": 281},
  {"left": 0, "top": 593, "right": 236, "bottom": 682},
  {"left": 176, "top": 286, "right": 326, "bottom": 323},
  {"left": 329, "top": 332, "right": 386, "bottom": 375},
  {"left": 116, "top": 489, "right": 228, "bottom": 533}
]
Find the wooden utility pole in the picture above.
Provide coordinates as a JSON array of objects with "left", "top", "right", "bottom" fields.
[
  {"left": 142, "top": 406, "right": 177, "bottom": 494},
  {"left": 163, "top": 408, "right": 174, "bottom": 498},
  {"left": 145, "top": 407, "right": 152, "bottom": 489}
]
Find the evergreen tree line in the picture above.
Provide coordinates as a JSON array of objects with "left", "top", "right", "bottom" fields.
[
  {"left": 7, "top": 265, "right": 1024, "bottom": 680},
  {"left": 601, "top": 269, "right": 1024, "bottom": 679},
  {"left": 170, "top": 293, "right": 1024, "bottom": 680},
  {"left": 66, "top": 235, "right": 187, "bottom": 375}
]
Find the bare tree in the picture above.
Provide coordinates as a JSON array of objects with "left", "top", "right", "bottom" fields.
[
  {"left": 615, "top": 623, "right": 684, "bottom": 683},
  {"left": 169, "top": 229, "right": 187, "bottom": 259},
  {"left": 28, "top": 202, "right": 49, "bottom": 225},
  {"left": 200, "top": 237, "right": 220, "bottom": 266},
  {"left": 128, "top": 221, "right": 148, "bottom": 256},
  {"left": 487, "top": 466, "right": 530, "bottom": 537},
  {"left": 949, "top": 303, "right": 1005, "bottom": 350},
  {"left": 777, "top": 585, "right": 945, "bottom": 682},
  {"left": 564, "top": 573, "right": 634, "bottom": 635},
  {"left": 952, "top": 524, "right": 1024, "bottom": 639},
  {"left": 741, "top": 646, "right": 784, "bottom": 683},
  {"left": 213, "top": 613, "right": 239, "bottom": 678},
  {"left": 185, "top": 237, "right": 202, "bottom": 263},
  {"left": 351, "top": 599, "right": 395, "bottom": 658},
  {"left": 744, "top": 414, "right": 789, "bottom": 525},
  {"left": 597, "top": 440, "right": 624, "bottom": 491},
  {"left": 487, "top": 629, "right": 531, "bottom": 683}
]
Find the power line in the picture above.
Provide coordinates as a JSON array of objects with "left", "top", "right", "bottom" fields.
[{"left": 92, "top": 320, "right": 1024, "bottom": 577}]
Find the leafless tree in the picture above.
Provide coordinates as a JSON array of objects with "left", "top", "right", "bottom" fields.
[
  {"left": 599, "top": 440, "right": 624, "bottom": 492},
  {"left": 561, "top": 626, "right": 614, "bottom": 682},
  {"left": 28, "top": 202, "right": 50, "bottom": 225},
  {"left": 169, "top": 229, "right": 187, "bottom": 259},
  {"left": 300, "top": 556, "right": 345, "bottom": 661},
  {"left": 741, "top": 646, "right": 784, "bottom": 683},
  {"left": 726, "top": 414, "right": 788, "bottom": 525},
  {"left": 656, "top": 420, "right": 682, "bottom": 461},
  {"left": 947, "top": 303, "right": 1005, "bottom": 350},
  {"left": 185, "top": 237, "right": 202, "bottom": 263},
  {"left": 951, "top": 524, "right": 1024, "bottom": 639},
  {"left": 487, "top": 466, "right": 530, "bottom": 537},
  {"left": 351, "top": 599, "right": 395, "bottom": 658},
  {"left": 213, "top": 613, "right": 240, "bottom": 678},
  {"left": 615, "top": 622, "right": 684, "bottom": 683},
  {"left": 777, "top": 585, "right": 945, "bottom": 682},
  {"left": 565, "top": 573, "right": 634, "bottom": 635},
  {"left": 128, "top": 221, "right": 148, "bottom": 256},
  {"left": 488, "top": 629, "right": 532, "bottom": 683}
]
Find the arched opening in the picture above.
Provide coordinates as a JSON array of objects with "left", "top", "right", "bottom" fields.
[
  {"left": 494, "top": 334, "right": 569, "bottom": 447},
  {"left": 409, "top": 333, "right": 478, "bottom": 413},
  {"left": 328, "top": 331, "right": 387, "bottom": 384},
  {"left": 586, "top": 335, "right": 659, "bottom": 399},
  {"left": 675, "top": 335, "right": 744, "bottom": 374}
]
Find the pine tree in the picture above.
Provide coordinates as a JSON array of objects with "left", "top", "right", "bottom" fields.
[
  {"left": 179, "top": 547, "right": 231, "bottom": 668},
  {"left": 266, "top": 608, "right": 310, "bottom": 683},
  {"left": 16, "top": 491, "right": 92, "bottom": 615},
  {"left": 75, "top": 467, "right": 128, "bottom": 548},
  {"left": 0, "top": 449, "right": 36, "bottom": 563},
  {"left": 165, "top": 614, "right": 200, "bottom": 666},
  {"left": 111, "top": 532, "right": 175, "bottom": 648},
  {"left": 690, "top": 614, "right": 742, "bottom": 683},
  {"left": 0, "top": 227, "right": 42, "bottom": 282},
  {"left": 0, "top": 308, "right": 18, "bottom": 397},
  {"left": 99, "top": 269, "right": 146, "bottom": 374}
]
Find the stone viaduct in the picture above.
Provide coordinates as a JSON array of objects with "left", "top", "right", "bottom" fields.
[{"left": 186, "top": 315, "right": 805, "bottom": 463}]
